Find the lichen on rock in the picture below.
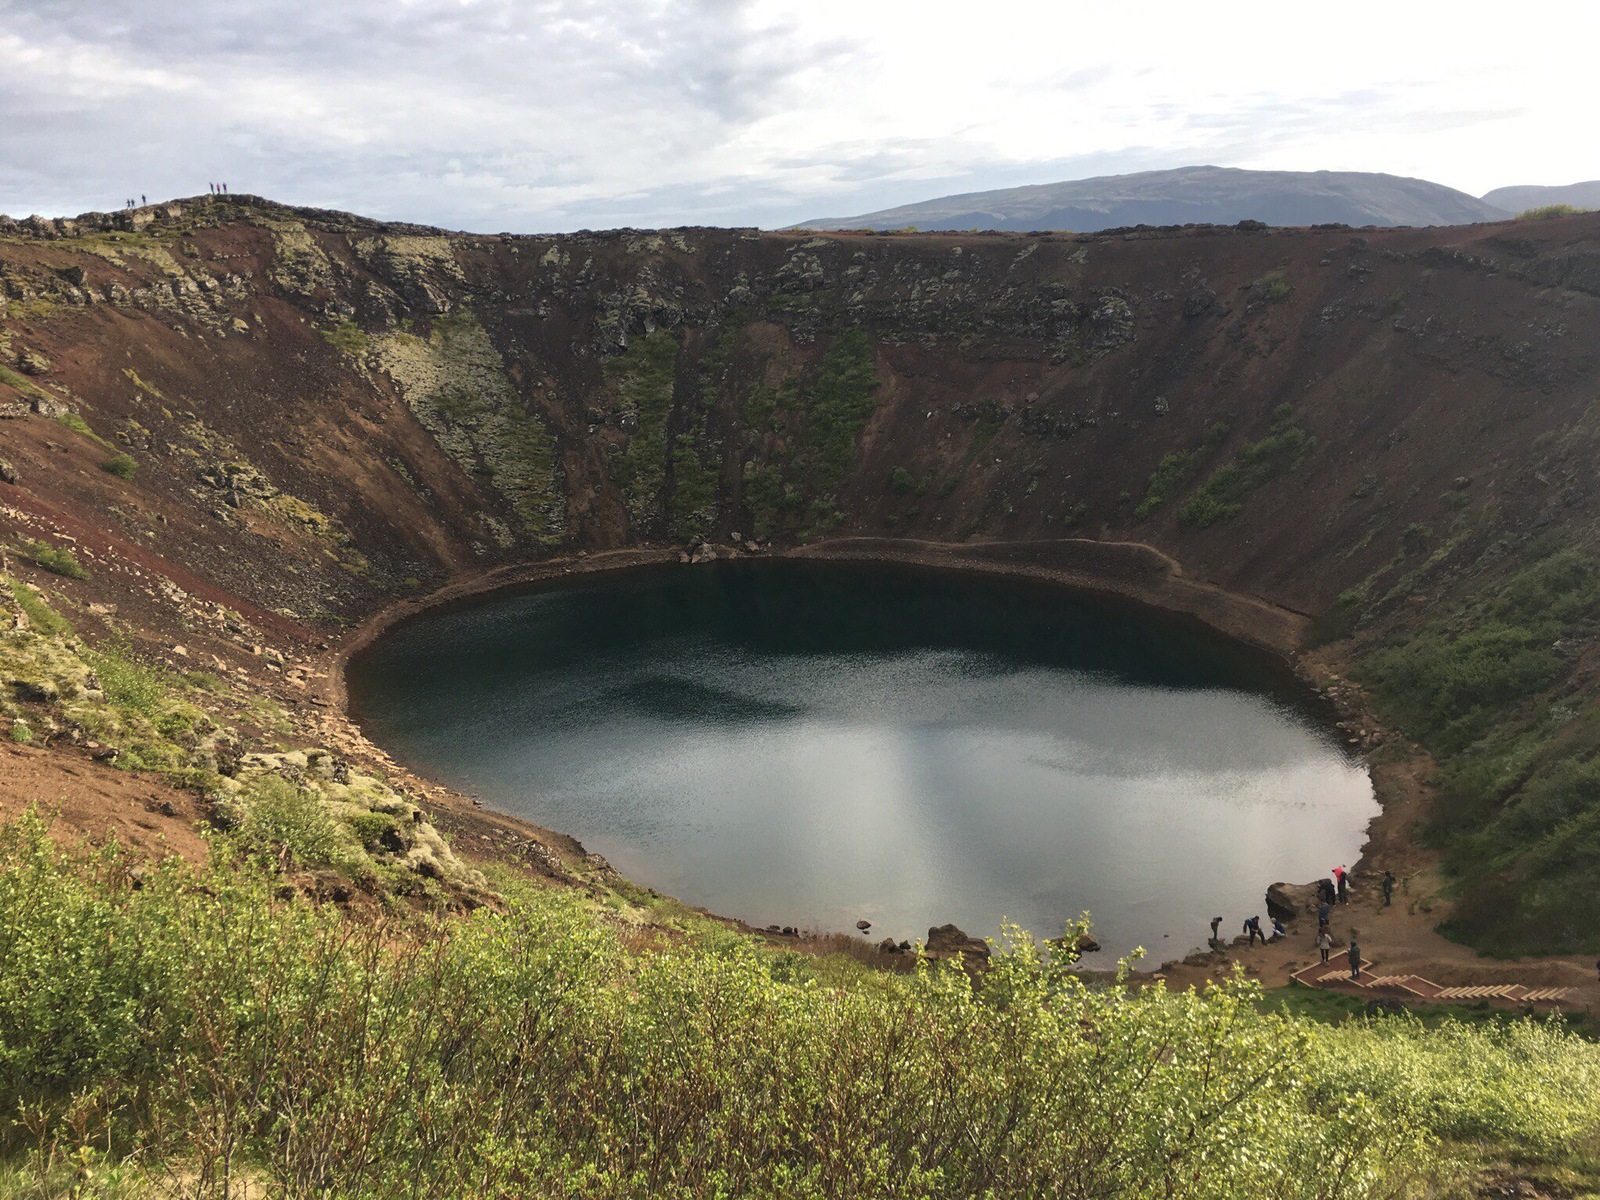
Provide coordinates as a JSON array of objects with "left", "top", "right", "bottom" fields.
[{"left": 371, "top": 311, "right": 565, "bottom": 545}]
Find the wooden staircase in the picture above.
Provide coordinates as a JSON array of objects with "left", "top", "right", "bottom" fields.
[{"left": 1290, "top": 961, "right": 1573, "bottom": 1005}]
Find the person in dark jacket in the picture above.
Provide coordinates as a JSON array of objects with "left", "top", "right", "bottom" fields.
[
  {"left": 1381, "top": 870, "right": 1395, "bottom": 906},
  {"left": 1348, "top": 938, "right": 1362, "bottom": 980},
  {"left": 1335, "top": 866, "right": 1349, "bottom": 904},
  {"left": 1244, "top": 916, "right": 1265, "bottom": 947},
  {"left": 1209, "top": 916, "right": 1222, "bottom": 946}
]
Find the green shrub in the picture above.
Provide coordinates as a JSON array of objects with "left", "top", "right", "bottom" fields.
[
  {"left": 1135, "top": 422, "right": 1229, "bottom": 518},
  {"left": 6, "top": 579, "right": 72, "bottom": 637},
  {"left": 319, "top": 320, "right": 370, "bottom": 356},
  {"left": 82, "top": 637, "right": 170, "bottom": 720},
  {"left": 8, "top": 719, "right": 30, "bottom": 744},
  {"left": 1, "top": 813, "right": 1597, "bottom": 1196},
  {"left": 1516, "top": 204, "right": 1586, "bottom": 220},
  {"left": 888, "top": 466, "right": 917, "bottom": 495},
  {"left": 101, "top": 452, "right": 137, "bottom": 479},
  {"left": 19, "top": 539, "right": 89, "bottom": 580},
  {"left": 1252, "top": 270, "right": 1293, "bottom": 304},
  {"left": 228, "top": 775, "right": 359, "bottom": 871},
  {"left": 1179, "top": 407, "right": 1314, "bottom": 528}
]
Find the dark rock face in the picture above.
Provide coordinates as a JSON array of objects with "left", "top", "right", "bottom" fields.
[{"left": 1266, "top": 882, "right": 1321, "bottom": 922}]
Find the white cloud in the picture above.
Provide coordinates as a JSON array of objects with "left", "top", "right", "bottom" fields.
[{"left": 0, "top": 0, "right": 1595, "bottom": 228}]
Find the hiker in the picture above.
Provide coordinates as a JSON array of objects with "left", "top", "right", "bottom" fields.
[
  {"left": 140, "top": 193, "right": 146, "bottom": 206},
  {"left": 1317, "top": 928, "right": 1332, "bottom": 965},
  {"left": 1317, "top": 899, "right": 1331, "bottom": 930},
  {"left": 1244, "top": 916, "right": 1265, "bottom": 947},
  {"left": 1209, "top": 916, "right": 1222, "bottom": 945},
  {"left": 1269, "top": 916, "right": 1286, "bottom": 942},
  {"left": 1348, "top": 937, "right": 1361, "bottom": 980},
  {"left": 1317, "top": 877, "right": 1336, "bottom": 906},
  {"left": 1381, "top": 870, "right": 1395, "bottom": 907},
  {"left": 1334, "top": 865, "right": 1349, "bottom": 904}
]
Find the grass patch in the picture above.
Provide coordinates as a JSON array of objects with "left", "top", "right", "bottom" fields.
[
  {"left": 1179, "top": 405, "right": 1316, "bottom": 528},
  {"left": 1353, "top": 538, "right": 1600, "bottom": 953},
  {"left": 318, "top": 320, "right": 370, "bottom": 356},
  {"left": 1134, "top": 421, "right": 1231, "bottom": 518},
  {"left": 101, "top": 452, "right": 137, "bottom": 479},
  {"left": 1517, "top": 204, "right": 1588, "bottom": 220},
  {"left": 7, "top": 580, "right": 72, "bottom": 637},
  {"left": 17, "top": 540, "right": 88, "bottom": 580}
]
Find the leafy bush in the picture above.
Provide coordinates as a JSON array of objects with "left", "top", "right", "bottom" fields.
[
  {"left": 2, "top": 814, "right": 1597, "bottom": 1196},
  {"left": 100, "top": 452, "right": 137, "bottom": 479},
  {"left": 888, "top": 466, "right": 917, "bottom": 495},
  {"left": 8, "top": 719, "right": 30, "bottom": 744},
  {"left": 18, "top": 539, "right": 89, "bottom": 580},
  {"left": 226, "top": 775, "right": 359, "bottom": 871},
  {"left": 81, "top": 637, "right": 169, "bottom": 720}
]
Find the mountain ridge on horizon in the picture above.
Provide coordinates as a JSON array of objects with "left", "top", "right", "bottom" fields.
[{"left": 795, "top": 165, "right": 1523, "bottom": 233}]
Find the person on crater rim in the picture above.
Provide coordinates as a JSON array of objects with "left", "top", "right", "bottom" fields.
[
  {"left": 1244, "top": 915, "right": 1265, "bottom": 947},
  {"left": 1381, "top": 870, "right": 1395, "bottom": 907},
  {"left": 1348, "top": 937, "right": 1362, "bottom": 980},
  {"left": 1317, "top": 928, "right": 1333, "bottom": 965},
  {"left": 1333, "top": 865, "right": 1349, "bottom": 904},
  {"left": 1209, "top": 916, "right": 1222, "bottom": 946}
]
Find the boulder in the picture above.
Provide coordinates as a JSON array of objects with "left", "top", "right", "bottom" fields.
[
  {"left": 16, "top": 349, "right": 51, "bottom": 376},
  {"left": 925, "top": 924, "right": 991, "bottom": 963},
  {"left": 0, "top": 459, "right": 16, "bottom": 485},
  {"left": 1266, "top": 881, "right": 1321, "bottom": 922}
]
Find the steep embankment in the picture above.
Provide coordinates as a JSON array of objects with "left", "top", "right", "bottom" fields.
[{"left": 3, "top": 196, "right": 1600, "bottom": 956}]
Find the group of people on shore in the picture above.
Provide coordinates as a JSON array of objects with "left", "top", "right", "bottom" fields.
[{"left": 1214, "top": 864, "right": 1398, "bottom": 981}]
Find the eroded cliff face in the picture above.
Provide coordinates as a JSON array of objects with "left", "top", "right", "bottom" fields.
[
  {"left": 3, "top": 197, "right": 1600, "bottom": 946},
  {"left": 3, "top": 197, "right": 1598, "bottom": 623}
]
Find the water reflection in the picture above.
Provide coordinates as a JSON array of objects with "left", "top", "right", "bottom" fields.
[{"left": 350, "top": 560, "right": 1375, "bottom": 963}]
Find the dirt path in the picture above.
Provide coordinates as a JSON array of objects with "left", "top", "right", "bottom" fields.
[{"left": 0, "top": 740, "right": 210, "bottom": 863}]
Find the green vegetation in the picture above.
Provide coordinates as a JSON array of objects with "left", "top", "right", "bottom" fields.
[
  {"left": 742, "top": 331, "right": 880, "bottom": 540},
  {"left": 372, "top": 312, "right": 565, "bottom": 543},
  {"left": 17, "top": 540, "right": 88, "bottom": 580},
  {"left": 318, "top": 319, "right": 370, "bottom": 356},
  {"left": 101, "top": 452, "right": 138, "bottom": 480},
  {"left": 1, "top": 813, "right": 1595, "bottom": 1198},
  {"left": 55, "top": 410, "right": 112, "bottom": 449},
  {"left": 889, "top": 466, "right": 928, "bottom": 496},
  {"left": 1179, "top": 405, "right": 1316, "bottom": 528},
  {"left": 1134, "top": 421, "right": 1230, "bottom": 518},
  {"left": 7, "top": 580, "right": 71, "bottom": 638},
  {"left": 606, "top": 330, "right": 682, "bottom": 528},
  {"left": 1252, "top": 269, "right": 1293, "bottom": 305},
  {"left": 1517, "top": 204, "right": 1587, "bottom": 220},
  {"left": 1357, "top": 537, "right": 1600, "bottom": 952}
]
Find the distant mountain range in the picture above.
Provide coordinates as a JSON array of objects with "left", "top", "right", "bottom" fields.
[
  {"left": 1480, "top": 181, "right": 1600, "bottom": 213},
  {"left": 794, "top": 166, "right": 1597, "bottom": 233}
]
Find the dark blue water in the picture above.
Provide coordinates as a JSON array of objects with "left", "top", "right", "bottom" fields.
[{"left": 349, "top": 560, "right": 1374, "bottom": 962}]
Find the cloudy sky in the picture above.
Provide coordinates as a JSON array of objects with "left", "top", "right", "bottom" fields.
[{"left": 2, "top": 0, "right": 1596, "bottom": 232}]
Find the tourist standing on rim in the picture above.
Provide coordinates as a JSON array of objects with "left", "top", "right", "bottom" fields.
[
  {"left": 1334, "top": 865, "right": 1349, "bottom": 904},
  {"left": 1316, "top": 928, "right": 1332, "bottom": 965}
]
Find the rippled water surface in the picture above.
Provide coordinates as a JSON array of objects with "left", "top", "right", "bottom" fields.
[{"left": 349, "top": 561, "right": 1375, "bottom": 961}]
